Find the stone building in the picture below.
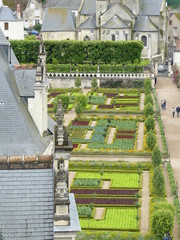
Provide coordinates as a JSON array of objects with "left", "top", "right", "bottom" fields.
[
  {"left": 23, "top": 0, "right": 43, "bottom": 29},
  {"left": 168, "top": 10, "right": 180, "bottom": 47},
  {"left": 0, "top": 2, "right": 24, "bottom": 40},
  {"left": 0, "top": 29, "right": 80, "bottom": 239},
  {"left": 41, "top": 0, "right": 167, "bottom": 60}
]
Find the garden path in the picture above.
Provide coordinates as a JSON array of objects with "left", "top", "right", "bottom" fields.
[
  {"left": 140, "top": 93, "right": 145, "bottom": 110},
  {"left": 106, "top": 98, "right": 111, "bottom": 105},
  {"left": 91, "top": 121, "right": 97, "bottom": 126},
  {"left": 140, "top": 171, "right": 150, "bottom": 233},
  {"left": 156, "top": 76, "right": 180, "bottom": 239},
  {"left": 69, "top": 171, "right": 76, "bottom": 189},
  {"left": 70, "top": 156, "right": 151, "bottom": 162},
  {"left": 80, "top": 144, "right": 87, "bottom": 149},
  {"left": 107, "top": 128, "right": 116, "bottom": 144},
  {"left": 94, "top": 208, "right": 105, "bottom": 220},
  {"left": 137, "top": 122, "right": 144, "bottom": 151},
  {"left": 92, "top": 105, "right": 97, "bottom": 110},
  {"left": 82, "top": 88, "right": 90, "bottom": 95},
  {"left": 101, "top": 181, "right": 111, "bottom": 189},
  {"left": 84, "top": 130, "right": 93, "bottom": 140},
  {"left": 64, "top": 109, "right": 76, "bottom": 126},
  {"left": 48, "top": 97, "right": 54, "bottom": 104}
]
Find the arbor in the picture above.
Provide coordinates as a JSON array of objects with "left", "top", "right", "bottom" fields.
[
  {"left": 146, "top": 130, "right": 156, "bottom": 150},
  {"left": 145, "top": 115, "right": 155, "bottom": 131},
  {"left": 75, "top": 77, "right": 81, "bottom": 88}
]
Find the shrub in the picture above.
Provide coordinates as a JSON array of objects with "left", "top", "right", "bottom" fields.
[
  {"left": 76, "top": 95, "right": 87, "bottom": 108},
  {"left": 152, "top": 209, "right": 174, "bottom": 237},
  {"left": 144, "top": 94, "right": 153, "bottom": 105},
  {"left": 53, "top": 94, "right": 70, "bottom": 112},
  {"left": 146, "top": 130, "right": 156, "bottom": 150},
  {"left": 151, "top": 146, "right": 162, "bottom": 167},
  {"left": 91, "top": 78, "right": 98, "bottom": 89},
  {"left": 144, "top": 103, "right": 154, "bottom": 117},
  {"left": 144, "top": 78, "right": 152, "bottom": 94},
  {"left": 153, "top": 166, "right": 165, "bottom": 196},
  {"left": 145, "top": 115, "right": 155, "bottom": 132},
  {"left": 75, "top": 77, "right": 81, "bottom": 88},
  {"left": 75, "top": 103, "right": 83, "bottom": 116}
]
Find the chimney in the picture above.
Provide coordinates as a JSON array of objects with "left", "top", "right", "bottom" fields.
[
  {"left": 176, "top": 38, "right": 180, "bottom": 51},
  {"left": 16, "top": 4, "right": 21, "bottom": 19}
]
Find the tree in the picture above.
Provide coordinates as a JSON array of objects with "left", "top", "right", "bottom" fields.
[
  {"left": 151, "top": 146, "right": 162, "bottom": 167},
  {"left": 76, "top": 95, "right": 87, "bottom": 108},
  {"left": 75, "top": 103, "right": 83, "bottom": 116},
  {"left": 144, "top": 78, "right": 152, "bottom": 94},
  {"left": 75, "top": 77, "right": 81, "bottom": 88},
  {"left": 146, "top": 130, "right": 156, "bottom": 150},
  {"left": 144, "top": 93, "right": 153, "bottom": 105},
  {"left": 152, "top": 209, "right": 174, "bottom": 237},
  {"left": 145, "top": 115, "right": 155, "bottom": 131},
  {"left": 91, "top": 77, "right": 98, "bottom": 89},
  {"left": 153, "top": 166, "right": 165, "bottom": 196},
  {"left": 144, "top": 103, "right": 154, "bottom": 117},
  {"left": 53, "top": 94, "right": 70, "bottom": 112}
]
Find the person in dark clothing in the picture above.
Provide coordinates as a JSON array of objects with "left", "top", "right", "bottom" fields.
[{"left": 176, "top": 106, "right": 180, "bottom": 117}]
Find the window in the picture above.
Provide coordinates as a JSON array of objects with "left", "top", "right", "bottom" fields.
[
  {"left": 83, "top": 35, "right": 90, "bottom": 41},
  {"left": 4, "top": 22, "right": 8, "bottom": 30},
  {"left": 35, "top": 20, "right": 39, "bottom": 25},
  {"left": 141, "top": 35, "right": 147, "bottom": 47},
  {"left": 112, "top": 34, "right": 115, "bottom": 41},
  {"left": 173, "top": 27, "right": 178, "bottom": 36},
  {"left": 6, "top": 36, "right": 9, "bottom": 40},
  {"left": 169, "top": 20, "right": 172, "bottom": 25}
]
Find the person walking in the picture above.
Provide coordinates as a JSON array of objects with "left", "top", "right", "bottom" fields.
[
  {"left": 164, "top": 99, "right": 166, "bottom": 110},
  {"left": 161, "top": 100, "right": 164, "bottom": 110},
  {"left": 172, "top": 107, "right": 176, "bottom": 117},
  {"left": 176, "top": 106, "right": 180, "bottom": 117}
]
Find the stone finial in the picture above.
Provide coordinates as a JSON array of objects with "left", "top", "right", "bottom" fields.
[
  {"left": 36, "top": 57, "right": 43, "bottom": 83},
  {"left": 39, "top": 39, "right": 46, "bottom": 54},
  {"left": 56, "top": 100, "right": 64, "bottom": 146}
]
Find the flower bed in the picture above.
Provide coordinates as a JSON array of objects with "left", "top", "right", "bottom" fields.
[
  {"left": 75, "top": 197, "right": 137, "bottom": 205},
  {"left": 73, "top": 178, "right": 101, "bottom": 187},
  {"left": 71, "top": 189, "right": 139, "bottom": 196},
  {"left": 48, "top": 104, "right": 53, "bottom": 109},
  {"left": 98, "top": 105, "right": 114, "bottom": 109},
  {"left": 117, "top": 130, "right": 135, "bottom": 134},
  {"left": 48, "top": 92, "right": 64, "bottom": 98},
  {"left": 72, "top": 120, "right": 90, "bottom": 126},
  {"left": 73, "top": 144, "right": 79, "bottom": 148},
  {"left": 116, "top": 135, "right": 134, "bottom": 139},
  {"left": 104, "top": 93, "right": 117, "bottom": 97},
  {"left": 116, "top": 96, "right": 138, "bottom": 99}
]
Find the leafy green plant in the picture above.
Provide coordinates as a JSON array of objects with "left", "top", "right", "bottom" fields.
[
  {"left": 144, "top": 103, "right": 154, "bottom": 117},
  {"left": 75, "top": 103, "right": 83, "bottom": 116},
  {"left": 152, "top": 166, "right": 165, "bottom": 196},
  {"left": 144, "top": 78, "right": 152, "bottom": 94},
  {"left": 146, "top": 130, "right": 156, "bottom": 150},
  {"left": 75, "top": 77, "right": 81, "bottom": 88},
  {"left": 144, "top": 94, "right": 153, "bottom": 106},
  {"left": 151, "top": 146, "right": 162, "bottom": 167},
  {"left": 53, "top": 94, "right": 70, "bottom": 112},
  {"left": 145, "top": 116, "right": 155, "bottom": 132},
  {"left": 73, "top": 178, "right": 101, "bottom": 187}
]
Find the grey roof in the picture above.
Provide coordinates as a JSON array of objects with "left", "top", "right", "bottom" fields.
[
  {"left": 0, "top": 49, "right": 47, "bottom": 156},
  {"left": 0, "top": 6, "right": 19, "bottom": 21},
  {"left": 78, "top": 16, "right": 96, "bottom": 29},
  {"left": 54, "top": 193, "right": 81, "bottom": 233},
  {"left": 102, "top": 15, "right": 130, "bottom": 29},
  {"left": 44, "top": 0, "right": 82, "bottom": 11},
  {"left": 134, "top": 15, "right": 158, "bottom": 32},
  {"left": 41, "top": 7, "right": 76, "bottom": 32},
  {"left": 140, "top": 0, "right": 163, "bottom": 16},
  {"left": 0, "top": 169, "right": 54, "bottom": 239},
  {"left": 14, "top": 69, "right": 36, "bottom": 97},
  {"left": 48, "top": 115, "right": 56, "bottom": 134},
  {"left": 80, "top": 0, "right": 96, "bottom": 15},
  {"left": 0, "top": 27, "right": 19, "bottom": 65}
]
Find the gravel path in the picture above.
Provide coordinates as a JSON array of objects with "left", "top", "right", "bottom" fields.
[
  {"left": 84, "top": 130, "right": 93, "bottom": 140},
  {"left": 101, "top": 181, "right": 111, "bottom": 189},
  {"left": 140, "top": 171, "right": 150, "bottom": 233},
  {"left": 70, "top": 156, "right": 151, "bottom": 162},
  {"left": 48, "top": 97, "right": 54, "bottom": 104},
  {"left": 107, "top": 127, "right": 116, "bottom": 144},
  {"left": 91, "top": 121, "right": 97, "bottom": 126},
  {"left": 69, "top": 171, "right": 76, "bottom": 189},
  {"left": 140, "top": 93, "right": 145, "bottom": 110},
  {"left": 106, "top": 98, "right": 112, "bottom": 105},
  {"left": 137, "top": 122, "right": 144, "bottom": 150},
  {"left": 94, "top": 208, "right": 105, "bottom": 220},
  {"left": 64, "top": 109, "right": 76, "bottom": 126}
]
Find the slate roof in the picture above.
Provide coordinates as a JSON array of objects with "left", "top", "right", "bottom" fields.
[
  {"left": 0, "top": 49, "right": 47, "bottom": 156},
  {"left": 41, "top": 7, "right": 76, "bottom": 32},
  {"left": 140, "top": 0, "right": 163, "bottom": 16},
  {"left": 102, "top": 15, "right": 130, "bottom": 29},
  {"left": 0, "top": 168, "right": 54, "bottom": 239},
  {"left": 78, "top": 15, "right": 96, "bottom": 29},
  {"left": 14, "top": 69, "right": 36, "bottom": 97},
  {"left": 44, "top": 0, "right": 82, "bottom": 11},
  {"left": 0, "top": 6, "right": 19, "bottom": 21},
  {"left": 134, "top": 15, "right": 158, "bottom": 32},
  {"left": 80, "top": 0, "right": 96, "bottom": 15}
]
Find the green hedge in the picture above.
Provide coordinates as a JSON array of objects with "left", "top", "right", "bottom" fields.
[{"left": 10, "top": 40, "right": 143, "bottom": 64}]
